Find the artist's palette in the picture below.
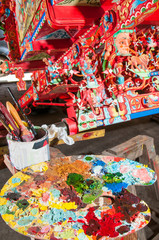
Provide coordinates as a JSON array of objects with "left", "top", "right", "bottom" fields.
[{"left": 0, "top": 155, "right": 157, "bottom": 239}]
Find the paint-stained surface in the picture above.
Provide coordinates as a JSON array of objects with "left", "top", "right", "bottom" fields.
[{"left": 0, "top": 155, "right": 157, "bottom": 239}]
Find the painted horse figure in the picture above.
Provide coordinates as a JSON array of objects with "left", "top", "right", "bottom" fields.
[{"left": 128, "top": 54, "right": 149, "bottom": 71}]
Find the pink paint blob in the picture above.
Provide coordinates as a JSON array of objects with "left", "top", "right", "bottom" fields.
[
  {"left": 41, "top": 225, "right": 51, "bottom": 233},
  {"left": 120, "top": 165, "right": 130, "bottom": 173},
  {"left": 132, "top": 168, "right": 152, "bottom": 182},
  {"left": 42, "top": 192, "right": 50, "bottom": 202}
]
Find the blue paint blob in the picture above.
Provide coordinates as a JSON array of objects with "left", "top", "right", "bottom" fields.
[
  {"left": 93, "top": 160, "right": 106, "bottom": 167},
  {"left": 0, "top": 204, "right": 7, "bottom": 214},
  {"left": 78, "top": 232, "right": 88, "bottom": 240},
  {"left": 72, "top": 222, "right": 83, "bottom": 230},
  {"left": 18, "top": 216, "right": 36, "bottom": 226},
  {"left": 42, "top": 208, "right": 77, "bottom": 225},
  {"left": 12, "top": 178, "right": 21, "bottom": 184},
  {"left": 65, "top": 210, "right": 77, "bottom": 221},
  {"left": 104, "top": 182, "right": 128, "bottom": 194},
  {"left": 50, "top": 188, "right": 61, "bottom": 199},
  {"left": 105, "top": 163, "right": 120, "bottom": 173}
]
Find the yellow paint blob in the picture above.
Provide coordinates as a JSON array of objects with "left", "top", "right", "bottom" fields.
[
  {"left": 17, "top": 226, "right": 28, "bottom": 235},
  {"left": 40, "top": 205, "right": 48, "bottom": 211},
  {"left": 2, "top": 214, "right": 15, "bottom": 222},
  {"left": 9, "top": 220, "right": 16, "bottom": 228},
  {"left": 0, "top": 197, "right": 7, "bottom": 206},
  {"left": 7, "top": 172, "right": 31, "bottom": 188},
  {"left": 31, "top": 189, "right": 43, "bottom": 197},
  {"left": 49, "top": 201, "right": 77, "bottom": 210},
  {"left": 14, "top": 208, "right": 24, "bottom": 218},
  {"left": 24, "top": 162, "right": 48, "bottom": 172},
  {"left": 136, "top": 165, "right": 142, "bottom": 168}
]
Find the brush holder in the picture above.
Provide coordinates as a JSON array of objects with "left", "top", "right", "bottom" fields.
[{"left": 6, "top": 126, "right": 50, "bottom": 170}]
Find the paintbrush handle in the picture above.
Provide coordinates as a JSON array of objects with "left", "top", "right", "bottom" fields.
[
  {"left": 6, "top": 101, "right": 26, "bottom": 129},
  {"left": 7, "top": 87, "right": 37, "bottom": 137},
  {"left": 0, "top": 113, "right": 21, "bottom": 141},
  {"left": 0, "top": 102, "right": 20, "bottom": 135},
  {"left": 6, "top": 101, "right": 34, "bottom": 142}
]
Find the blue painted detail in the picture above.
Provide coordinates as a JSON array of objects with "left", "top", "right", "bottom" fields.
[
  {"left": 116, "top": 75, "right": 124, "bottom": 85},
  {"left": 5, "top": 8, "right": 10, "bottom": 17},
  {"left": 126, "top": 90, "right": 137, "bottom": 97},
  {"left": 96, "top": 120, "right": 104, "bottom": 127},
  {"left": 130, "top": 0, "right": 147, "bottom": 15},
  {"left": 131, "top": 108, "right": 159, "bottom": 119},
  {"left": 123, "top": 22, "right": 135, "bottom": 28},
  {"left": 37, "top": 29, "right": 70, "bottom": 40},
  {"left": 20, "top": 49, "right": 27, "bottom": 60},
  {"left": 150, "top": 71, "right": 159, "bottom": 77},
  {"left": 124, "top": 96, "right": 131, "bottom": 114},
  {"left": 104, "top": 114, "right": 131, "bottom": 126},
  {"left": 30, "top": 12, "right": 46, "bottom": 42},
  {"left": 50, "top": 0, "right": 54, "bottom": 5}
]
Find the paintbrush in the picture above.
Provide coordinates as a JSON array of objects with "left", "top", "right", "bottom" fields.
[
  {"left": 0, "top": 112, "right": 21, "bottom": 141},
  {"left": 6, "top": 101, "right": 34, "bottom": 142},
  {"left": 0, "top": 102, "right": 21, "bottom": 140},
  {"left": 7, "top": 87, "right": 37, "bottom": 138}
]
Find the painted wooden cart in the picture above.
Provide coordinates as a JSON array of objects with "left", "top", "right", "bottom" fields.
[{"left": 0, "top": 0, "right": 159, "bottom": 135}]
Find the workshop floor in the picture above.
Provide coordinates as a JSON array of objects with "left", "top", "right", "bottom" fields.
[{"left": 0, "top": 83, "right": 159, "bottom": 239}]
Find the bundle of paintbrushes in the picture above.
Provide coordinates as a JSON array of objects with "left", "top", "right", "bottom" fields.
[{"left": 0, "top": 88, "right": 37, "bottom": 142}]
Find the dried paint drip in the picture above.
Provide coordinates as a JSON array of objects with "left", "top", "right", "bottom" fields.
[{"left": 0, "top": 155, "right": 157, "bottom": 239}]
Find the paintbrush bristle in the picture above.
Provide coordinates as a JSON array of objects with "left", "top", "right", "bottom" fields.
[
  {"left": 21, "top": 134, "right": 34, "bottom": 142},
  {"left": 20, "top": 125, "right": 34, "bottom": 142}
]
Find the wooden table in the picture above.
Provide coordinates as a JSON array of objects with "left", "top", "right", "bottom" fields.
[{"left": 0, "top": 153, "right": 157, "bottom": 240}]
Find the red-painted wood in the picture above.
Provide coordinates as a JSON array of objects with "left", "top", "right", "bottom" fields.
[
  {"left": 45, "top": 0, "right": 112, "bottom": 29},
  {"left": 31, "top": 39, "right": 73, "bottom": 51}
]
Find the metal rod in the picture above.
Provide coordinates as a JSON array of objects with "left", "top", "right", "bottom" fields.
[{"left": 33, "top": 102, "right": 66, "bottom": 107}]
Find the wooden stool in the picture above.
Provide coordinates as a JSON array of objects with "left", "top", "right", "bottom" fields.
[{"left": 104, "top": 135, "right": 159, "bottom": 240}]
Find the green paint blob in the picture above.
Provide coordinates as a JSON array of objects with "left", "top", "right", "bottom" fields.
[
  {"left": 16, "top": 199, "right": 29, "bottom": 210},
  {"left": 6, "top": 209, "right": 15, "bottom": 215},
  {"left": 67, "top": 173, "right": 84, "bottom": 186},
  {"left": 67, "top": 173, "right": 104, "bottom": 196},
  {"left": 82, "top": 189, "right": 103, "bottom": 204},
  {"left": 85, "top": 156, "right": 93, "bottom": 161},
  {"left": 102, "top": 172, "right": 123, "bottom": 183},
  {"left": 141, "top": 7, "right": 146, "bottom": 13},
  {"left": 31, "top": 208, "right": 38, "bottom": 215},
  {"left": 86, "top": 178, "right": 102, "bottom": 190},
  {"left": 66, "top": 173, "right": 87, "bottom": 194},
  {"left": 66, "top": 173, "right": 85, "bottom": 193},
  {"left": 144, "top": 182, "right": 152, "bottom": 186},
  {"left": 0, "top": 205, "right": 7, "bottom": 215},
  {"left": 58, "top": 229, "right": 75, "bottom": 239}
]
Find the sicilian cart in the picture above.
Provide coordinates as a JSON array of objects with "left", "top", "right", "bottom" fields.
[
  {"left": 0, "top": 0, "right": 159, "bottom": 136},
  {"left": 1, "top": 2, "right": 159, "bottom": 239}
]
